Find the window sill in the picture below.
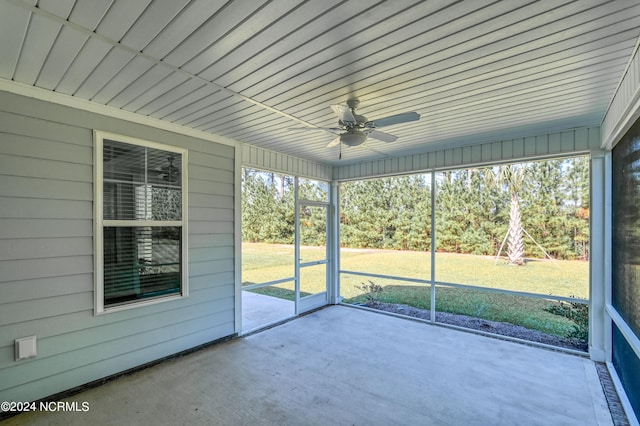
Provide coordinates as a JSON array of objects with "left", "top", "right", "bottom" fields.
[{"left": 95, "top": 293, "right": 186, "bottom": 315}]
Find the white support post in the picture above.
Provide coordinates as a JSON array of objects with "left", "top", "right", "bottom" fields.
[
  {"left": 430, "top": 171, "right": 436, "bottom": 323},
  {"left": 234, "top": 145, "right": 243, "bottom": 334},
  {"left": 329, "top": 181, "right": 341, "bottom": 304},
  {"left": 294, "top": 177, "right": 300, "bottom": 315},
  {"left": 589, "top": 151, "right": 607, "bottom": 361},
  {"left": 604, "top": 152, "right": 613, "bottom": 362}
]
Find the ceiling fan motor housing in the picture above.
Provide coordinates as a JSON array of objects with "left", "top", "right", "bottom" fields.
[{"left": 338, "top": 113, "right": 367, "bottom": 128}]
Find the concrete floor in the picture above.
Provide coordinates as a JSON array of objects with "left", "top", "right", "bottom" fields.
[
  {"left": 6, "top": 306, "right": 612, "bottom": 426},
  {"left": 241, "top": 290, "right": 295, "bottom": 334}
]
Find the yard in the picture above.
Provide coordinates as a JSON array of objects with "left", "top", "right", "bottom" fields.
[{"left": 242, "top": 242, "right": 589, "bottom": 339}]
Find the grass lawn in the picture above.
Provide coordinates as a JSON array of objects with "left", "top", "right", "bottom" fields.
[
  {"left": 242, "top": 242, "right": 589, "bottom": 338},
  {"left": 339, "top": 248, "right": 588, "bottom": 299}
]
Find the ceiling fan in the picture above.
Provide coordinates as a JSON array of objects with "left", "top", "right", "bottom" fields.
[
  {"left": 291, "top": 99, "right": 420, "bottom": 157},
  {"left": 149, "top": 156, "right": 180, "bottom": 184}
]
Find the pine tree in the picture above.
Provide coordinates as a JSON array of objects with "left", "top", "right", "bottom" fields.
[
  {"left": 435, "top": 171, "right": 466, "bottom": 253},
  {"left": 565, "top": 157, "right": 590, "bottom": 260},
  {"left": 461, "top": 168, "right": 505, "bottom": 255},
  {"left": 341, "top": 176, "right": 432, "bottom": 251},
  {"left": 241, "top": 169, "right": 295, "bottom": 244},
  {"left": 243, "top": 157, "right": 590, "bottom": 261},
  {"left": 241, "top": 171, "right": 276, "bottom": 242},
  {"left": 521, "top": 160, "right": 563, "bottom": 259}
]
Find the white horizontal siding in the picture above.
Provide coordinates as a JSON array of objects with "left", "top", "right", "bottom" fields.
[
  {"left": 333, "top": 127, "right": 600, "bottom": 181},
  {"left": 601, "top": 38, "right": 640, "bottom": 150},
  {"left": 0, "top": 91, "right": 237, "bottom": 404}
]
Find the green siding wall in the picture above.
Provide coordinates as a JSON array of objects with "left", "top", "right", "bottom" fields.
[{"left": 0, "top": 91, "right": 237, "bottom": 403}]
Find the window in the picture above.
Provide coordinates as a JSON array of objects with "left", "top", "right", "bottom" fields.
[{"left": 94, "top": 131, "right": 188, "bottom": 313}]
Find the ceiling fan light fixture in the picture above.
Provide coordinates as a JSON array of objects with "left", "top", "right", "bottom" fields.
[
  {"left": 162, "top": 156, "right": 180, "bottom": 183},
  {"left": 341, "top": 130, "right": 367, "bottom": 147}
]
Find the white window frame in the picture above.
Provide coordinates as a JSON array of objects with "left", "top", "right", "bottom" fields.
[{"left": 94, "top": 130, "right": 189, "bottom": 314}]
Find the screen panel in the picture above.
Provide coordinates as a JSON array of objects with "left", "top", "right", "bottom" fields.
[
  {"left": 612, "top": 324, "right": 640, "bottom": 418},
  {"left": 611, "top": 120, "right": 640, "bottom": 337}
]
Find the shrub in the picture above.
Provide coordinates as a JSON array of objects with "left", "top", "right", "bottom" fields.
[
  {"left": 354, "top": 280, "right": 384, "bottom": 306},
  {"left": 544, "top": 299, "right": 588, "bottom": 341}
]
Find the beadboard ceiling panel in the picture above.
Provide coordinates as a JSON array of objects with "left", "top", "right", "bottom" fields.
[{"left": 2, "top": 0, "right": 640, "bottom": 166}]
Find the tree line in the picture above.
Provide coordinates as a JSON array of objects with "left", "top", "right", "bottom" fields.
[{"left": 242, "top": 156, "right": 590, "bottom": 261}]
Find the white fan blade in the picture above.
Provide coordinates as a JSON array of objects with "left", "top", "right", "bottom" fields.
[
  {"left": 288, "top": 127, "right": 341, "bottom": 132},
  {"left": 331, "top": 104, "right": 357, "bottom": 124},
  {"left": 366, "top": 129, "right": 397, "bottom": 143},
  {"left": 370, "top": 112, "right": 420, "bottom": 128},
  {"left": 327, "top": 135, "right": 341, "bottom": 147}
]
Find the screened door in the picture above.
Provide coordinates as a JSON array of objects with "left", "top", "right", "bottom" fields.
[{"left": 296, "top": 203, "right": 328, "bottom": 313}]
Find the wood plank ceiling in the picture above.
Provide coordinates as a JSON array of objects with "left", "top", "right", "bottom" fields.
[{"left": 1, "top": 0, "right": 639, "bottom": 165}]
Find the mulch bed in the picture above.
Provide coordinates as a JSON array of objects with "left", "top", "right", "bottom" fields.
[{"left": 364, "top": 302, "right": 588, "bottom": 352}]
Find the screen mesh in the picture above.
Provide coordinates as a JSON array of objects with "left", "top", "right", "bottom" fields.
[
  {"left": 611, "top": 122, "right": 640, "bottom": 337},
  {"left": 612, "top": 324, "right": 640, "bottom": 418}
]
